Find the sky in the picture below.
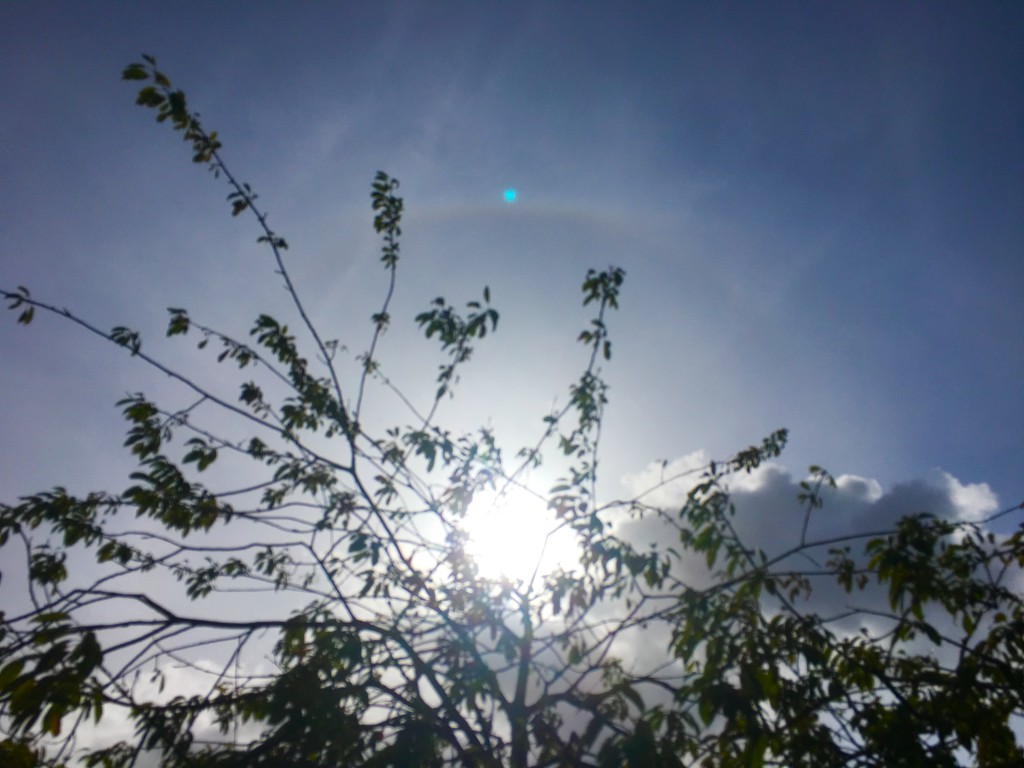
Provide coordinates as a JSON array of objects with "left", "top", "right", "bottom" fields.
[
  {"left": 1, "top": 3, "right": 1022, "bottom": 556},
  {"left": 1, "top": 1, "right": 1023, "bottom": 759}
]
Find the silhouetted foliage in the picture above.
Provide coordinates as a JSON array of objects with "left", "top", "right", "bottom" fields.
[{"left": 2, "top": 57, "right": 1022, "bottom": 767}]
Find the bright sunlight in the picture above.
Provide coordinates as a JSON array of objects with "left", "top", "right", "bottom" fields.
[{"left": 460, "top": 483, "right": 579, "bottom": 583}]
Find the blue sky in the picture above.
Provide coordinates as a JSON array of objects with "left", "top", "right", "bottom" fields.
[{"left": 2, "top": 1, "right": 1022, "bottom": 517}]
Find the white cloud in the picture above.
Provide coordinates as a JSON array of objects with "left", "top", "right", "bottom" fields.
[
  {"left": 620, "top": 457, "right": 1003, "bottom": 560},
  {"left": 926, "top": 467, "right": 1000, "bottom": 522},
  {"left": 619, "top": 450, "right": 710, "bottom": 509},
  {"left": 834, "top": 473, "right": 883, "bottom": 503},
  {"left": 613, "top": 455, "right": 1016, "bottom": 639}
]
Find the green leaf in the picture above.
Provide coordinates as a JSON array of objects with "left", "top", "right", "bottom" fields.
[
  {"left": 31, "top": 611, "right": 69, "bottom": 625},
  {"left": 0, "top": 738, "right": 41, "bottom": 768},
  {"left": 135, "top": 86, "right": 165, "bottom": 107},
  {"left": 121, "top": 64, "right": 149, "bottom": 81},
  {"left": 747, "top": 733, "right": 767, "bottom": 768},
  {"left": 616, "top": 682, "right": 644, "bottom": 712},
  {"left": 698, "top": 693, "right": 714, "bottom": 725},
  {"left": 0, "top": 659, "right": 25, "bottom": 690},
  {"left": 42, "top": 705, "right": 63, "bottom": 736},
  {"left": 166, "top": 307, "right": 190, "bottom": 336}
]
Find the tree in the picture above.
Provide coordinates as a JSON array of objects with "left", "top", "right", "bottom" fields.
[{"left": 1, "top": 56, "right": 1022, "bottom": 767}]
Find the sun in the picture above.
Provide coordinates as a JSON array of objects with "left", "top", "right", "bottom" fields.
[{"left": 460, "top": 483, "right": 578, "bottom": 583}]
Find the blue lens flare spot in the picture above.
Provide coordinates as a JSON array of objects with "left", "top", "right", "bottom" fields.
[{"left": 503, "top": 188, "right": 517, "bottom": 203}]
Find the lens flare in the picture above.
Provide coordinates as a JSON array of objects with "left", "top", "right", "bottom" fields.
[{"left": 503, "top": 188, "right": 517, "bottom": 203}]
